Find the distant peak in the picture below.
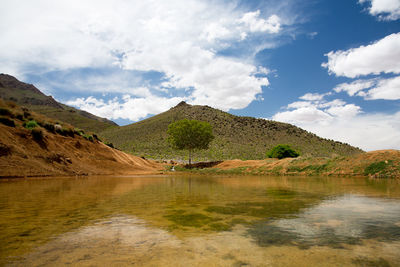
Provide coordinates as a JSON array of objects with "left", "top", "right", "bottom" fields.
[{"left": 176, "top": 101, "right": 190, "bottom": 107}]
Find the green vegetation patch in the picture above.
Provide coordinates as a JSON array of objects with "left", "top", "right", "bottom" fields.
[
  {"left": 364, "top": 161, "right": 393, "bottom": 176},
  {"left": 24, "top": 120, "right": 38, "bottom": 129},
  {"left": 267, "top": 144, "right": 300, "bottom": 159},
  {"left": 164, "top": 210, "right": 215, "bottom": 228},
  {"left": 206, "top": 200, "right": 308, "bottom": 219}
]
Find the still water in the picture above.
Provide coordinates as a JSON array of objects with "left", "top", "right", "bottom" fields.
[{"left": 1, "top": 175, "right": 400, "bottom": 266}]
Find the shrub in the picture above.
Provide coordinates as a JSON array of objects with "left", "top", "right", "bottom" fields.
[
  {"left": 0, "top": 107, "right": 12, "bottom": 116},
  {"left": 267, "top": 144, "right": 300, "bottom": 159},
  {"left": 31, "top": 128, "right": 44, "bottom": 141},
  {"left": 64, "top": 128, "right": 75, "bottom": 137},
  {"left": 15, "top": 114, "right": 24, "bottom": 121},
  {"left": 0, "top": 117, "right": 15, "bottom": 127},
  {"left": 74, "top": 128, "right": 84, "bottom": 136},
  {"left": 43, "top": 123, "right": 55, "bottom": 133},
  {"left": 24, "top": 120, "right": 38, "bottom": 129},
  {"left": 93, "top": 134, "right": 101, "bottom": 141},
  {"left": 83, "top": 134, "right": 94, "bottom": 142},
  {"left": 23, "top": 111, "right": 31, "bottom": 118},
  {"left": 56, "top": 127, "right": 74, "bottom": 137},
  {"left": 104, "top": 141, "right": 114, "bottom": 148}
]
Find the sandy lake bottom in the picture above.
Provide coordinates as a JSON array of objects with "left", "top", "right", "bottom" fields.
[{"left": 1, "top": 175, "right": 400, "bottom": 266}]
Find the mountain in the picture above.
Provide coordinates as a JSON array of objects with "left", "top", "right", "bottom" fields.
[
  {"left": 100, "top": 101, "right": 363, "bottom": 161},
  {"left": 0, "top": 74, "right": 117, "bottom": 133}
]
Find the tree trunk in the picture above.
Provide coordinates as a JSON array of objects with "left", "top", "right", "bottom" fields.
[{"left": 189, "top": 149, "right": 192, "bottom": 166}]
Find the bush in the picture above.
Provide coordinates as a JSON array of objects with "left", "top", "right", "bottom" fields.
[
  {"left": 74, "top": 128, "right": 84, "bottom": 136},
  {"left": 0, "top": 117, "right": 15, "bottom": 127},
  {"left": 104, "top": 141, "right": 114, "bottom": 148},
  {"left": 15, "top": 114, "right": 24, "bottom": 121},
  {"left": 24, "top": 120, "right": 38, "bottom": 129},
  {"left": 267, "top": 144, "right": 300, "bottom": 159},
  {"left": 56, "top": 127, "right": 74, "bottom": 137},
  {"left": 83, "top": 134, "right": 94, "bottom": 142},
  {"left": 31, "top": 128, "right": 44, "bottom": 141},
  {"left": 93, "top": 134, "right": 101, "bottom": 141},
  {"left": 43, "top": 123, "right": 55, "bottom": 133},
  {"left": 0, "top": 107, "right": 13, "bottom": 116},
  {"left": 64, "top": 128, "right": 75, "bottom": 137}
]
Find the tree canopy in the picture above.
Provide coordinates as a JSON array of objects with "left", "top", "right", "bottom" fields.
[
  {"left": 266, "top": 144, "right": 300, "bottom": 159},
  {"left": 167, "top": 119, "right": 214, "bottom": 164}
]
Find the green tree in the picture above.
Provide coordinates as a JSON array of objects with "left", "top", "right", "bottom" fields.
[
  {"left": 267, "top": 144, "right": 299, "bottom": 159},
  {"left": 167, "top": 119, "right": 214, "bottom": 165}
]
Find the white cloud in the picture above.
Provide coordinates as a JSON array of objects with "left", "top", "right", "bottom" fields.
[
  {"left": 0, "top": 0, "right": 293, "bottom": 114},
  {"left": 322, "top": 33, "right": 400, "bottom": 78},
  {"left": 274, "top": 107, "right": 333, "bottom": 124},
  {"left": 67, "top": 94, "right": 184, "bottom": 122},
  {"left": 299, "top": 92, "right": 329, "bottom": 101},
  {"left": 366, "top": 75, "right": 400, "bottom": 100},
  {"left": 274, "top": 99, "right": 361, "bottom": 124},
  {"left": 272, "top": 93, "right": 400, "bottom": 150},
  {"left": 334, "top": 76, "right": 400, "bottom": 100},
  {"left": 359, "top": 0, "right": 400, "bottom": 20},
  {"left": 239, "top": 11, "right": 281, "bottom": 33},
  {"left": 334, "top": 79, "right": 376, "bottom": 96}
]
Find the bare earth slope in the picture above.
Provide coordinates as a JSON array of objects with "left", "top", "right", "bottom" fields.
[{"left": 0, "top": 123, "right": 162, "bottom": 177}]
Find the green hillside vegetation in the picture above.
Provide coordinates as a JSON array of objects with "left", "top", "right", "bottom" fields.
[
  {"left": 100, "top": 101, "right": 363, "bottom": 161},
  {"left": 0, "top": 74, "right": 117, "bottom": 133}
]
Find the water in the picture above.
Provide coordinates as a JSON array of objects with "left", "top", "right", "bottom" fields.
[{"left": 1, "top": 175, "right": 400, "bottom": 266}]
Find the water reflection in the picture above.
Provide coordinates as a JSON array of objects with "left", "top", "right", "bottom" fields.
[
  {"left": 1, "top": 175, "right": 400, "bottom": 266},
  {"left": 248, "top": 195, "right": 400, "bottom": 249}
]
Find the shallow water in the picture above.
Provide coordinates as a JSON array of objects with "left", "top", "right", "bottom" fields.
[{"left": 1, "top": 175, "right": 400, "bottom": 266}]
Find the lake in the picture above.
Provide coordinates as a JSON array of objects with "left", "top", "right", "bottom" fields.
[{"left": 1, "top": 175, "right": 400, "bottom": 266}]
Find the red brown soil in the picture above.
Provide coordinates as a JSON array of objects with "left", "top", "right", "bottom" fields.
[{"left": 0, "top": 124, "right": 164, "bottom": 178}]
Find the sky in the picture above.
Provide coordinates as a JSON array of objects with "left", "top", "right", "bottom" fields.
[{"left": 1, "top": 0, "right": 400, "bottom": 151}]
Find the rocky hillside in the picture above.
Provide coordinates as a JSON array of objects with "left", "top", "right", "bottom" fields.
[
  {"left": 0, "top": 74, "right": 117, "bottom": 133},
  {"left": 100, "top": 101, "right": 363, "bottom": 161},
  {"left": 0, "top": 99, "right": 162, "bottom": 177}
]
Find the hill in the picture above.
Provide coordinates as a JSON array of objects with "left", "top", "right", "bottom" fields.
[
  {"left": 100, "top": 101, "right": 363, "bottom": 161},
  {"left": 0, "top": 99, "right": 162, "bottom": 177},
  {"left": 0, "top": 74, "right": 117, "bottom": 133}
]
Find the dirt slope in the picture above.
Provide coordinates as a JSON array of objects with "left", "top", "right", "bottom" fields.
[{"left": 0, "top": 123, "right": 163, "bottom": 178}]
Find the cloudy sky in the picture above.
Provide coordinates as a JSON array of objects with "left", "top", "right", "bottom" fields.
[{"left": 1, "top": 0, "right": 400, "bottom": 151}]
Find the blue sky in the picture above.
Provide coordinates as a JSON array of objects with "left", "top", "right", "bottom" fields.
[{"left": 1, "top": 0, "right": 400, "bottom": 150}]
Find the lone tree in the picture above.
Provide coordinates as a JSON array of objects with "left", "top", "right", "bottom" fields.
[
  {"left": 167, "top": 119, "right": 214, "bottom": 165},
  {"left": 266, "top": 144, "right": 300, "bottom": 159}
]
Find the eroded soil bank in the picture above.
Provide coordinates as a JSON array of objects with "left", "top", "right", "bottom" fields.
[
  {"left": 0, "top": 123, "right": 163, "bottom": 178},
  {"left": 174, "top": 150, "right": 400, "bottom": 178}
]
